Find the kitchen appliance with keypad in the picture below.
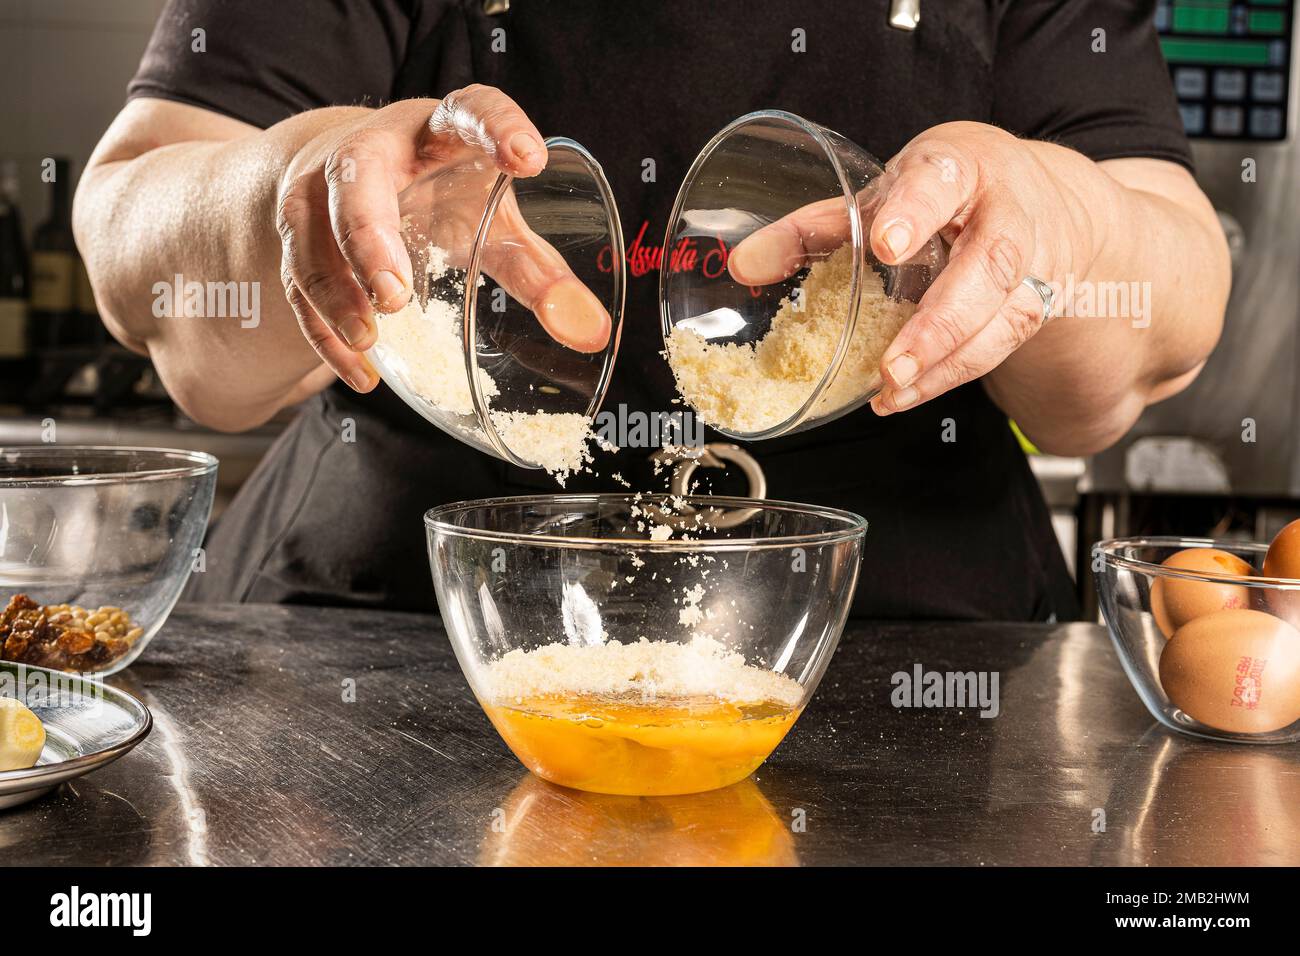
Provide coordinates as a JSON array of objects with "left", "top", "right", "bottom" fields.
[{"left": 1160, "top": 0, "right": 1291, "bottom": 139}]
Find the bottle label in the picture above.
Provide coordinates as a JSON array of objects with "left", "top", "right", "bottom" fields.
[
  {"left": 0, "top": 297, "right": 26, "bottom": 357},
  {"left": 30, "top": 250, "right": 75, "bottom": 310}
]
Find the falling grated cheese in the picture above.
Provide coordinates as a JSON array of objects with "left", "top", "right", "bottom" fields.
[
  {"left": 665, "top": 243, "right": 915, "bottom": 433},
  {"left": 489, "top": 410, "right": 598, "bottom": 487},
  {"left": 678, "top": 583, "right": 706, "bottom": 627}
]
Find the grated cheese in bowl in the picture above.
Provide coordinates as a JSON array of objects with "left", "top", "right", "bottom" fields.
[
  {"left": 369, "top": 244, "right": 606, "bottom": 482},
  {"left": 479, "top": 635, "right": 804, "bottom": 709},
  {"left": 371, "top": 284, "right": 499, "bottom": 418},
  {"left": 665, "top": 243, "right": 915, "bottom": 434}
]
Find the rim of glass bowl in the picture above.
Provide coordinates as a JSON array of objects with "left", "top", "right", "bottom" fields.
[
  {"left": 425, "top": 493, "right": 868, "bottom": 552},
  {"left": 1094, "top": 535, "right": 1300, "bottom": 590},
  {"left": 0, "top": 446, "right": 218, "bottom": 487},
  {"left": 463, "top": 136, "right": 626, "bottom": 469},
  {"left": 658, "top": 108, "right": 866, "bottom": 442}
]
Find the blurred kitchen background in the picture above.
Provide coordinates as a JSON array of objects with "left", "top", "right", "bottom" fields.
[
  {"left": 0, "top": 0, "right": 1296, "bottom": 617},
  {"left": 0, "top": 0, "right": 283, "bottom": 521}
]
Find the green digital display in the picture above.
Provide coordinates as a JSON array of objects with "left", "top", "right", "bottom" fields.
[
  {"left": 1249, "top": 9, "right": 1287, "bottom": 32},
  {"left": 1174, "top": 5, "right": 1231, "bottom": 33},
  {"left": 1160, "top": 37, "right": 1274, "bottom": 64}
]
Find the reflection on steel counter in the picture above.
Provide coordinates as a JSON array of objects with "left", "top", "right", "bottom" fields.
[{"left": 479, "top": 775, "right": 797, "bottom": 866}]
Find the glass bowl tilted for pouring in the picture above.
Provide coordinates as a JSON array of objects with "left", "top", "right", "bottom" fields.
[
  {"left": 661, "top": 109, "right": 947, "bottom": 440},
  {"left": 426, "top": 494, "right": 867, "bottom": 795},
  {"left": 367, "top": 137, "right": 625, "bottom": 470}
]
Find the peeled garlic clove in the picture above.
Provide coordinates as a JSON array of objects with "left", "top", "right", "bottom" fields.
[{"left": 0, "top": 697, "right": 46, "bottom": 771}]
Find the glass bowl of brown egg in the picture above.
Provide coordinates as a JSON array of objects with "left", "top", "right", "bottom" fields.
[
  {"left": 1095, "top": 524, "right": 1300, "bottom": 744},
  {"left": 0, "top": 446, "right": 217, "bottom": 675}
]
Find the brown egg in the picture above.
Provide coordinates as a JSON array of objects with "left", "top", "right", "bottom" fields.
[
  {"left": 1150, "top": 548, "right": 1254, "bottom": 638},
  {"left": 1160, "top": 609, "right": 1300, "bottom": 734},
  {"left": 1260, "top": 519, "right": 1300, "bottom": 628}
]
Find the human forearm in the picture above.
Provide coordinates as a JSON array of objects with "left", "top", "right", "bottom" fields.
[
  {"left": 74, "top": 102, "right": 369, "bottom": 430},
  {"left": 76, "top": 90, "right": 588, "bottom": 433},
  {"left": 984, "top": 148, "right": 1229, "bottom": 455},
  {"left": 806, "top": 121, "right": 1228, "bottom": 457}
]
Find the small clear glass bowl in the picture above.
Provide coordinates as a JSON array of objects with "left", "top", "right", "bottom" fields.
[
  {"left": 367, "top": 137, "right": 625, "bottom": 469},
  {"left": 1095, "top": 536, "right": 1300, "bottom": 744},
  {"left": 660, "top": 109, "right": 946, "bottom": 440},
  {"left": 0, "top": 446, "right": 217, "bottom": 675},
  {"left": 426, "top": 494, "right": 867, "bottom": 794}
]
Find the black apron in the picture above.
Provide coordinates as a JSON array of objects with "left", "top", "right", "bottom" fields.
[{"left": 186, "top": 1, "right": 1079, "bottom": 621}]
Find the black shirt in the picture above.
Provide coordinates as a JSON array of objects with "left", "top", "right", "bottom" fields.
[{"left": 128, "top": 0, "right": 1190, "bottom": 619}]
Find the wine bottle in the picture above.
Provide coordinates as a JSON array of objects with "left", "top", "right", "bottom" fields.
[
  {"left": 28, "top": 157, "right": 77, "bottom": 350},
  {"left": 74, "top": 252, "right": 104, "bottom": 344},
  {"left": 0, "top": 159, "right": 27, "bottom": 360}
]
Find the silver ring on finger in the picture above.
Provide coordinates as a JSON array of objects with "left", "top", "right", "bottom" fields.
[{"left": 1020, "top": 274, "right": 1056, "bottom": 326}]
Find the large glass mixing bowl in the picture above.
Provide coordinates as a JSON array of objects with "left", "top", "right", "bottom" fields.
[{"left": 426, "top": 494, "right": 866, "bottom": 794}]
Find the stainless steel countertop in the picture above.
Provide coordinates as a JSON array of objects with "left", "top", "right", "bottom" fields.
[{"left": 4, "top": 604, "right": 1298, "bottom": 866}]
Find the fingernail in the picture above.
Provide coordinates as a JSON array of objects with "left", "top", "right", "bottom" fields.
[
  {"left": 883, "top": 221, "right": 912, "bottom": 261},
  {"left": 370, "top": 270, "right": 405, "bottom": 309},
  {"left": 727, "top": 244, "right": 756, "bottom": 283},
  {"left": 337, "top": 316, "right": 371, "bottom": 349},
  {"left": 728, "top": 241, "right": 796, "bottom": 285},
  {"left": 509, "top": 133, "right": 543, "bottom": 164},
  {"left": 887, "top": 353, "right": 920, "bottom": 388},
  {"left": 345, "top": 369, "right": 373, "bottom": 392},
  {"left": 892, "top": 386, "right": 919, "bottom": 410},
  {"left": 536, "top": 279, "right": 611, "bottom": 353}
]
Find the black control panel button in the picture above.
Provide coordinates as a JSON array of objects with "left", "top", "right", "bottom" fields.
[{"left": 1158, "top": 0, "right": 1292, "bottom": 141}]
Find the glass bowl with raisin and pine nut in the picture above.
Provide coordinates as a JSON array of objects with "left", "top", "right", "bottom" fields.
[{"left": 0, "top": 446, "right": 217, "bottom": 675}]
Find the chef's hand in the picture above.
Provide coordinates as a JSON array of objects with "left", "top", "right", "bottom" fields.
[
  {"left": 728, "top": 121, "right": 1083, "bottom": 416},
  {"left": 276, "top": 85, "right": 611, "bottom": 392}
]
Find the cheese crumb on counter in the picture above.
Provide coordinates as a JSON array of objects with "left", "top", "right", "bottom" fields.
[
  {"left": 665, "top": 243, "right": 915, "bottom": 433},
  {"left": 480, "top": 636, "right": 803, "bottom": 708}
]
